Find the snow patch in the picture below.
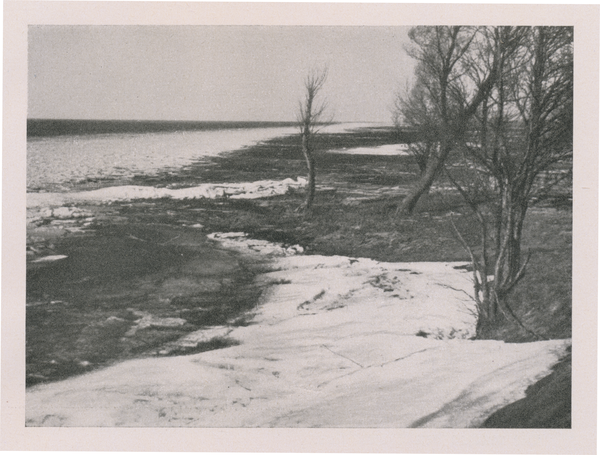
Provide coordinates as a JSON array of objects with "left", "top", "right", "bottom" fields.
[
  {"left": 207, "top": 232, "right": 304, "bottom": 257},
  {"left": 31, "top": 255, "right": 68, "bottom": 263},
  {"left": 328, "top": 144, "right": 410, "bottom": 156},
  {"left": 27, "top": 177, "right": 308, "bottom": 209}
]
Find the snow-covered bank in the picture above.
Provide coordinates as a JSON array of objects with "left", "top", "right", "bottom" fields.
[
  {"left": 26, "top": 235, "right": 570, "bottom": 427},
  {"left": 328, "top": 143, "right": 410, "bottom": 156},
  {"left": 27, "top": 177, "right": 307, "bottom": 209},
  {"left": 319, "top": 122, "right": 386, "bottom": 134}
]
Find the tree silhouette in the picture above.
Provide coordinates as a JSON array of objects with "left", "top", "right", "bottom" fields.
[
  {"left": 444, "top": 27, "right": 573, "bottom": 335},
  {"left": 297, "top": 67, "right": 329, "bottom": 210}
]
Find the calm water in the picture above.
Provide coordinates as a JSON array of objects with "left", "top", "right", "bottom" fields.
[{"left": 27, "top": 121, "right": 299, "bottom": 192}]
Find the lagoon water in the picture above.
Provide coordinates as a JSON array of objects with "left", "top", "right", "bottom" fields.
[
  {"left": 27, "top": 123, "right": 299, "bottom": 192},
  {"left": 27, "top": 121, "right": 371, "bottom": 193}
]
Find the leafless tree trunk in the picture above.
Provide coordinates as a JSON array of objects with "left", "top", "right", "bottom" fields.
[
  {"left": 392, "top": 83, "right": 435, "bottom": 176},
  {"left": 297, "top": 67, "right": 329, "bottom": 210},
  {"left": 394, "top": 26, "right": 507, "bottom": 215},
  {"left": 445, "top": 26, "right": 573, "bottom": 335}
]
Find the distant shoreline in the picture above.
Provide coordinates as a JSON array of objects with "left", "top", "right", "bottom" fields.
[{"left": 27, "top": 119, "right": 302, "bottom": 138}]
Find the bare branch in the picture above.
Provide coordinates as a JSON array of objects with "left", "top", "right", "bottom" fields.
[{"left": 296, "top": 65, "right": 330, "bottom": 210}]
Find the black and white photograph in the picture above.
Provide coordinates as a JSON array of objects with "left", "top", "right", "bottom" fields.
[{"left": 2, "top": 2, "right": 597, "bottom": 453}]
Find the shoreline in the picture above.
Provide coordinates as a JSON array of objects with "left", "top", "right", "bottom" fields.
[
  {"left": 25, "top": 126, "right": 572, "bottom": 426},
  {"left": 25, "top": 125, "right": 404, "bottom": 386}
]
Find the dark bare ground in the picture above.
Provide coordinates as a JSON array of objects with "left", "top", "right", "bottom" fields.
[
  {"left": 26, "top": 220, "right": 263, "bottom": 386},
  {"left": 483, "top": 349, "right": 571, "bottom": 428},
  {"left": 26, "top": 127, "right": 572, "bottom": 427}
]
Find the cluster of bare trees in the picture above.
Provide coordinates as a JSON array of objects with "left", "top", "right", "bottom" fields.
[
  {"left": 393, "top": 26, "right": 573, "bottom": 332},
  {"left": 292, "top": 27, "right": 572, "bottom": 333}
]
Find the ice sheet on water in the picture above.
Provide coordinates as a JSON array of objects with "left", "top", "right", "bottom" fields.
[
  {"left": 207, "top": 232, "right": 476, "bottom": 336},
  {"left": 27, "top": 126, "right": 299, "bottom": 191}
]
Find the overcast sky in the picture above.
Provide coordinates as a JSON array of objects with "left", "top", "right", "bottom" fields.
[{"left": 28, "top": 26, "right": 414, "bottom": 123}]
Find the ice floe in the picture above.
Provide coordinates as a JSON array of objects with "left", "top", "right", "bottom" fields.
[{"left": 31, "top": 255, "right": 68, "bottom": 263}]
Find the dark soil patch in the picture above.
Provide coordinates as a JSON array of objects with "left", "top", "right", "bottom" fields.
[
  {"left": 26, "top": 220, "right": 262, "bottom": 386},
  {"left": 482, "top": 349, "right": 572, "bottom": 428},
  {"left": 131, "top": 128, "right": 418, "bottom": 188}
]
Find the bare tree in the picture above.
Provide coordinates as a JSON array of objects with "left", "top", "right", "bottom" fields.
[
  {"left": 445, "top": 26, "right": 573, "bottom": 335},
  {"left": 394, "top": 26, "right": 509, "bottom": 215},
  {"left": 393, "top": 80, "right": 438, "bottom": 176},
  {"left": 297, "top": 67, "right": 329, "bottom": 210}
]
